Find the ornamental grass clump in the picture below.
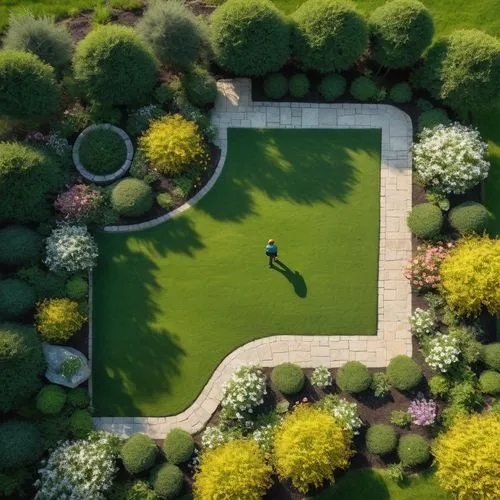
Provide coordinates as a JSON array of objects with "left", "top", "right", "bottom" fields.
[
  {"left": 407, "top": 397, "right": 437, "bottom": 426},
  {"left": 409, "top": 308, "right": 436, "bottom": 339},
  {"left": 424, "top": 334, "right": 460, "bottom": 373},
  {"left": 413, "top": 123, "right": 489, "bottom": 195},
  {"left": 44, "top": 225, "right": 98, "bottom": 273},
  {"left": 35, "top": 298, "right": 86, "bottom": 343},
  {"left": 55, "top": 184, "right": 105, "bottom": 224},
  {"left": 311, "top": 366, "right": 333, "bottom": 389},
  {"left": 317, "top": 395, "right": 363, "bottom": 434}
]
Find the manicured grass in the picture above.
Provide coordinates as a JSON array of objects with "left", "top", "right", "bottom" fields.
[
  {"left": 79, "top": 128, "right": 127, "bottom": 175},
  {"left": 314, "top": 467, "right": 452, "bottom": 500},
  {"left": 93, "top": 128, "right": 381, "bottom": 416}
]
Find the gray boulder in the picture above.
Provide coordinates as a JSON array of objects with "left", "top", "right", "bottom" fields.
[{"left": 42, "top": 344, "right": 90, "bottom": 388}]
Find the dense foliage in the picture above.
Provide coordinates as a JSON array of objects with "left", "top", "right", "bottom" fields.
[
  {"left": 482, "top": 343, "right": 500, "bottom": 371},
  {"left": 336, "top": 361, "right": 372, "bottom": 393},
  {"left": 0, "top": 420, "right": 42, "bottom": 470},
  {"left": 271, "top": 362, "right": 305, "bottom": 394},
  {"left": 111, "top": 178, "right": 154, "bottom": 217},
  {"left": 389, "top": 82, "right": 413, "bottom": 103},
  {"left": 398, "top": 434, "right": 430, "bottom": 466},
  {"left": 263, "top": 72, "right": 288, "bottom": 99},
  {"left": 182, "top": 66, "right": 217, "bottom": 107},
  {"left": 121, "top": 433, "right": 157, "bottom": 475},
  {"left": 55, "top": 184, "right": 105, "bottom": 225},
  {"left": 479, "top": 371, "right": 500, "bottom": 395},
  {"left": 448, "top": 201, "right": 490, "bottom": 235},
  {"left": 0, "top": 278, "right": 36, "bottom": 320},
  {"left": 349, "top": 76, "right": 378, "bottom": 101},
  {"left": 386, "top": 355, "right": 423, "bottom": 391},
  {"left": 407, "top": 203, "right": 443, "bottom": 240},
  {"left": 35, "top": 298, "right": 86, "bottom": 343},
  {"left": 150, "top": 463, "right": 183, "bottom": 499},
  {"left": 162, "top": 428, "right": 195, "bottom": 464},
  {"left": 36, "top": 385, "right": 67, "bottom": 415},
  {"left": 79, "top": 129, "right": 128, "bottom": 176},
  {"left": 289, "top": 73, "right": 310, "bottom": 98},
  {"left": 318, "top": 73, "right": 346, "bottom": 101},
  {"left": 0, "top": 225, "right": 42, "bottom": 266},
  {"left": 291, "top": 0, "right": 368, "bottom": 73},
  {"left": 365, "top": 424, "right": 397, "bottom": 455}
]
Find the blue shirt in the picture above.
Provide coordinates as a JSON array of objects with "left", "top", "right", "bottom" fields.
[{"left": 266, "top": 243, "right": 278, "bottom": 254}]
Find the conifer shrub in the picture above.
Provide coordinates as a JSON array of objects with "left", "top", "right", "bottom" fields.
[
  {"left": 407, "top": 203, "right": 443, "bottom": 240},
  {"left": 162, "top": 428, "right": 195, "bottom": 465},
  {"left": 365, "top": 424, "right": 398, "bottom": 455},
  {"left": 121, "top": 433, "right": 158, "bottom": 475},
  {"left": 0, "top": 420, "right": 42, "bottom": 469},
  {"left": 336, "top": 361, "right": 372, "bottom": 393},
  {"left": 0, "top": 226, "right": 42, "bottom": 266},
  {"left": 318, "top": 73, "right": 347, "bottom": 101},
  {"left": 182, "top": 67, "right": 217, "bottom": 107},
  {"left": 387, "top": 355, "right": 423, "bottom": 391},
  {"left": 271, "top": 363, "right": 305, "bottom": 394},
  {"left": 398, "top": 434, "right": 430, "bottom": 466},
  {"left": 0, "top": 279, "right": 36, "bottom": 320},
  {"left": 448, "top": 201, "right": 490, "bottom": 235},
  {"left": 111, "top": 178, "right": 154, "bottom": 217},
  {"left": 264, "top": 73, "right": 288, "bottom": 99}
]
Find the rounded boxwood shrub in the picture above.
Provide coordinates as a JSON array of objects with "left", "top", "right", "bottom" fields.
[
  {"left": 68, "top": 409, "right": 93, "bottom": 439},
  {"left": 398, "top": 434, "right": 430, "bottom": 466},
  {"left": 66, "top": 387, "right": 90, "bottom": 409},
  {"left": 336, "top": 361, "right": 372, "bottom": 393},
  {"left": 4, "top": 12, "right": 73, "bottom": 71},
  {"left": 350, "top": 76, "right": 378, "bottom": 101},
  {"left": 387, "top": 355, "right": 423, "bottom": 391},
  {"left": 318, "top": 73, "right": 347, "bottom": 101},
  {"left": 36, "top": 385, "right": 66, "bottom": 415},
  {"left": 482, "top": 343, "right": 500, "bottom": 371},
  {"left": 136, "top": 0, "right": 205, "bottom": 71},
  {"left": 271, "top": 363, "right": 305, "bottom": 394},
  {"left": 210, "top": 0, "right": 290, "bottom": 77},
  {"left": 0, "top": 420, "right": 42, "bottom": 469},
  {"left": 150, "top": 463, "right": 183, "bottom": 499},
  {"left": 289, "top": 73, "right": 310, "bottom": 98},
  {"left": 162, "top": 428, "right": 195, "bottom": 465},
  {"left": 479, "top": 370, "right": 500, "bottom": 395},
  {"left": 448, "top": 201, "right": 490, "bottom": 235},
  {"left": 66, "top": 276, "right": 88, "bottom": 300},
  {"left": 264, "top": 72, "right": 288, "bottom": 99},
  {"left": 121, "top": 433, "right": 158, "bottom": 475},
  {"left": 366, "top": 424, "right": 398, "bottom": 455},
  {"left": 417, "top": 108, "right": 450, "bottom": 132},
  {"left": 407, "top": 203, "right": 443, "bottom": 240},
  {"left": 74, "top": 25, "right": 157, "bottom": 106},
  {"left": 182, "top": 66, "right": 217, "bottom": 107},
  {"left": 0, "top": 142, "right": 66, "bottom": 224},
  {"left": 390, "top": 82, "right": 413, "bottom": 103},
  {"left": 417, "top": 29, "right": 500, "bottom": 112},
  {"left": 369, "top": 0, "right": 434, "bottom": 68},
  {"left": 0, "top": 279, "right": 36, "bottom": 320},
  {"left": 292, "top": 0, "right": 368, "bottom": 73},
  {"left": 0, "top": 226, "right": 42, "bottom": 266},
  {"left": 0, "top": 50, "right": 59, "bottom": 121},
  {"left": 111, "top": 178, "right": 154, "bottom": 217}
]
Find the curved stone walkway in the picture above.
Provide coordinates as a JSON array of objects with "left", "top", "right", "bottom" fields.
[{"left": 93, "top": 79, "right": 412, "bottom": 438}]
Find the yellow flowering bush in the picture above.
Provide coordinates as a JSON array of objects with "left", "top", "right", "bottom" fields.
[
  {"left": 433, "top": 412, "right": 500, "bottom": 499},
  {"left": 139, "top": 114, "right": 208, "bottom": 175},
  {"left": 273, "top": 405, "right": 352, "bottom": 493},
  {"left": 441, "top": 236, "right": 500, "bottom": 317},
  {"left": 35, "top": 298, "right": 86, "bottom": 343},
  {"left": 193, "top": 439, "right": 272, "bottom": 500}
]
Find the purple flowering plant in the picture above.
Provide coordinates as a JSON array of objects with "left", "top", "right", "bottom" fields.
[{"left": 408, "top": 397, "right": 437, "bottom": 426}]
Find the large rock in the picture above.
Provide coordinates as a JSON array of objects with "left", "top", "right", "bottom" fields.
[{"left": 42, "top": 344, "right": 90, "bottom": 388}]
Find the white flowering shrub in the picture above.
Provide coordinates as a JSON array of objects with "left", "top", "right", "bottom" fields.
[
  {"left": 424, "top": 334, "right": 460, "bottom": 372},
  {"left": 413, "top": 123, "right": 489, "bottom": 194},
  {"left": 252, "top": 424, "right": 275, "bottom": 452},
  {"left": 220, "top": 365, "right": 267, "bottom": 420},
  {"left": 46, "top": 132, "right": 71, "bottom": 157},
  {"left": 409, "top": 308, "right": 436, "bottom": 339},
  {"left": 310, "top": 366, "right": 333, "bottom": 389},
  {"left": 200, "top": 423, "right": 241, "bottom": 450},
  {"left": 317, "top": 395, "right": 363, "bottom": 435},
  {"left": 45, "top": 225, "right": 98, "bottom": 272},
  {"left": 34, "top": 432, "right": 119, "bottom": 500}
]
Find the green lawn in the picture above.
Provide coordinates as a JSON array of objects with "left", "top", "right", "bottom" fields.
[
  {"left": 313, "top": 467, "right": 452, "bottom": 500},
  {"left": 93, "top": 128, "right": 381, "bottom": 416}
]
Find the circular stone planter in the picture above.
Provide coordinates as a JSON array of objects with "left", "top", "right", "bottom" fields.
[{"left": 73, "top": 124, "right": 134, "bottom": 184}]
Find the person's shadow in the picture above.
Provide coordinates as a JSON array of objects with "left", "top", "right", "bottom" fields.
[{"left": 272, "top": 260, "right": 307, "bottom": 298}]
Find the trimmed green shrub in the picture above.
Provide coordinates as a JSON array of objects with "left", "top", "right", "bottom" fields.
[
  {"left": 416, "top": 29, "right": 500, "bottom": 112},
  {"left": 0, "top": 226, "right": 42, "bottom": 266},
  {"left": 390, "top": 82, "right": 413, "bottom": 103},
  {"left": 289, "top": 73, "right": 310, "bottom": 98},
  {"left": 68, "top": 409, "right": 93, "bottom": 439},
  {"left": 15, "top": 267, "right": 66, "bottom": 300},
  {"left": 429, "top": 374, "right": 450, "bottom": 398},
  {"left": 398, "top": 434, "right": 430, "bottom": 466},
  {"left": 407, "top": 203, "right": 443, "bottom": 239},
  {"left": 448, "top": 201, "right": 490, "bottom": 235},
  {"left": 111, "top": 178, "right": 154, "bottom": 217},
  {"left": 366, "top": 424, "right": 398, "bottom": 455},
  {"left": 182, "top": 67, "right": 217, "bottom": 107},
  {"left": 271, "top": 363, "right": 305, "bottom": 394},
  {"left": 318, "top": 73, "right": 347, "bottom": 101},
  {"left": 0, "top": 279, "right": 36, "bottom": 320},
  {"left": 74, "top": 25, "right": 157, "bottom": 106},
  {"left": 66, "top": 276, "right": 88, "bottom": 300},
  {"left": 264, "top": 73, "right": 288, "bottom": 99},
  {"left": 336, "top": 361, "right": 372, "bottom": 393},
  {"left": 136, "top": 0, "right": 205, "bottom": 71},
  {"left": 292, "top": 0, "right": 368, "bottom": 72},
  {"left": 157, "top": 193, "right": 174, "bottom": 210},
  {"left": 0, "top": 420, "right": 42, "bottom": 470},
  {"left": 150, "top": 463, "right": 183, "bottom": 500},
  {"left": 479, "top": 370, "right": 500, "bottom": 395},
  {"left": 482, "top": 344, "right": 500, "bottom": 371},
  {"left": 350, "top": 76, "right": 378, "bottom": 101},
  {"left": 107, "top": 480, "right": 157, "bottom": 500},
  {"left": 0, "top": 323, "right": 45, "bottom": 412},
  {"left": 369, "top": 0, "right": 434, "bottom": 68},
  {"left": 36, "top": 385, "right": 66, "bottom": 415},
  {"left": 4, "top": 13, "right": 73, "bottom": 71},
  {"left": 417, "top": 108, "right": 451, "bottom": 133},
  {"left": 0, "top": 50, "right": 59, "bottom": 121},
  {"left": 121, "top": 433, "right": 158, "bottom": 474},
  {"left": 387, "top": 355, "right": 423, "bottom": 391},
  {"left": 66, "top": 387, "right": 90, "bottom": 409},
  {"left": 162, "top": 428, "right": 195, "bottom": 464},
  {"left": 210, "top": 0, "right": 290, "bottom": 76},
  {"left": 0, "top": 142, "right": 66, "bottom": 224}
]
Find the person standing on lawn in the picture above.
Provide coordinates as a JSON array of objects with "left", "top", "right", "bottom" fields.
[{"left": 265, "top": 239, "right": 278, "bottom": 267}]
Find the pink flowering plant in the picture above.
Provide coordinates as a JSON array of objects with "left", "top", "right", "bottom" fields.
[
  {"left": 408, "top": 397, "right": 437, "bottom": 426},
  {"left": 55, "top": 184, "right": 105, "bottom": 224},
  {"left": 403, "top": 241, "right": 454, "bottom": 291}
]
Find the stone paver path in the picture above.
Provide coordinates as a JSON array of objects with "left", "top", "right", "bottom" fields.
[{"left": 94, "top": 79, "right": 412, "bottom": 438}]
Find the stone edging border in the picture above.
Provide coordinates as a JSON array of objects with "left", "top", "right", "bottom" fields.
[
  {"left": 93, "top": 78, "right": 412, "bottom": 438},
  {"left": 73, "top": 124, "right": 133, "bottom": 184}
]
